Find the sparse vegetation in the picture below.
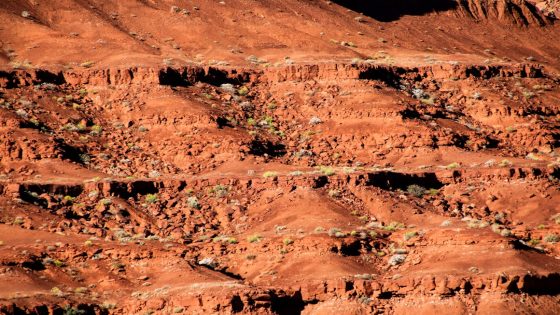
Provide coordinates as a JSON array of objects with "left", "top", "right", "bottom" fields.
[
  {"left": 544, "top": 234, "right": 560, "bottom": 243},
  {"left": 499, "top": 159, "right": 512, "bottom": 167},
  {"left": 51, "top": 287, "right": 64, "bottom": 297},
  {"left": 318, "top": 166, "right": 335, "bottom": 176},
  {"left": 145, "top": 194, "right": 158, "bottom": 204},
  {"left": 446, "top": 162, "right": 460, "bottom": 169},
  {"left": 263, "top": 171, "right": 278, "bottom": 178},
  {"left": 467, "top": 219, "right": 489, "bottom": 229},
  {"left": 187, "top": 196, "right": 201, "bottom": 209},
  {"left": 328, "top": 189, "right": 341, "bottom": 198},
  {"left": 383, "top": 222, "right": 405, "bottom": 232},
  {"left": 404, "top": 231, "right": 418, "bottom": 241},
  {"left": 210, "top": 185, "right": 229, "bottom": 197},
  {"left": 247, "top": 234, "right": 262, "bottom": 243},
  {"left": 327, "top": 227, "right": 346, "bottom": 237},
  {"left": 238, "top": 86, "right": 249, "bottom": 96},
  {"left": 406, "top": 185, "right": 426, "bottom": 197},
  {"left": 80, "top": 61, "right": 95, "bottom": 68}
]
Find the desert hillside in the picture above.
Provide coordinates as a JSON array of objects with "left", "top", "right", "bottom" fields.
[{"left": 1, "top": 0, "right": 560, "bottom": 314}]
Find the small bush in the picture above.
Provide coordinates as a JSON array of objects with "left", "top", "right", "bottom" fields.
[
  {"left": 328, "top": 189, "right": 341, "bottom": 198},
  {"left": 63, "top": 195, "right": 75, "bottom": 203},
  {"left": 74, "top": 287, "right": 88, "bottom": 294},
  {"left": 90, "top": 125, "right": 102, "bottom": 135},
  {"left": 263, "top": 171, "right": 278, "bottom": 178},
  {"left": 210, "top": 185, "right": 228, "bottom": 197},
  {"left": 499, "top": 159, "right": 512, "bottom": 167},
  {"left": 383, "top": 222, "right": 405, "bottom": 232},
  {"left": 404, "top": 231, "right": 418, "bottom": 241},
  {"left": 334, "top": 231, "right": 346, "bottom": 238},
  {"left": 446, "top": 162, "right": 460, "bottom": 169},
  {"left": 552, "top": 214, "right": 560, "bottom": 225},
  {"left": 467, "top": 219, "right": 488, "bottom": 229},
  {"left": 80, "top": 61, "right": 95, "bottom": 68},
  {"left": 100, "top": 302, "right": 116, "bottom": 310},
  {"left": 388, "top": 254, "right": 406, "bottom": 266},
  {"left": 50, "top": 287, "right": 65, "bottom": 297},
  {"left": 327, "top": 227, "right": 342, "bottom": 237},
  {"left": 319, "top": 166, "right": 335, "bottom": 176},
  {"left": 247, "top": 234, "right": 262, "bottom": 243},
  {"left": 500, "top": 229, "right": 512, "bottom": 237},
  {"left": 406, "top": 185, "right": 426, "bottom": 197},
  {"left": 283, "top": 238, "right": 294, "bottom": 246},
  {"left": 309, "top": 116, "right": 322, "bottom": 125},
  {"left": 238, "top": 86, "right": 249, "bottom": 96},
  {"left": 522, "top": 91, "right": 535, "bottom": 99},
  {"left": 187, "top": 196, "right": 201, "bottom": 209},
  {"left": 544, "top": 234, "right": 560, "bottom": 243},
  {"left": 145, "top": 194, "right": 158, "bottom": 204}
]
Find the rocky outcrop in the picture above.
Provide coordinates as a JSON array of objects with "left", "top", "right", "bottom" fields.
[{"left": 456, "top": 0, "right": 553, "bottom": 25}]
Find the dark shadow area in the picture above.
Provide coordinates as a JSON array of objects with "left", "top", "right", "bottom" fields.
[
  {"left": 34, "top": 70, "right": 65, "bottom": 85},
  {"left": 231, "top": 295, "right": 244, "bottom": 313},
  {"left": 510, "top": 239, "right": 545, "bottom": 253},
  {"left": 159, "top": 67, "right": 249, "bottom": 87},
  {"left": 108, "top": 181, "right": 159, "bottom": 200},
  {"left": 331, "top": 239, "right": 362, "bottom": 256},
  {"left": 248, "top": 140, "right": 287, "bottom": 157},
  {"left": 21, "top": 259, "right": 46, "bottom": 271},
  {"left": 159, "top": 67, "right": 190, "bottom": 87},
  {"left": 0, "top": 303, "right": 104, "bottom": 315},
  {"left": 312, "top": 176, "right": 329, "bottom": 189},
  {"left": 270, "top": 291, "right": 306, "bottom": 315},
  {"left": 359, "top": 66, "right": 404, "bottom": 88},
  {"left": 332, "top": 0, "right": 457, "bottom": 22},
  {"left": 365, "top": 171, "right": 444, "bottom": 191},
  {"left": 0, "top": 69, "right": 65, "bottom": 89},
  {"left": 519, "top": 273, "right": 560, "bottom": 295},
  {"left": 20, "top": 184, "right": 83, "bottom": 200},
  {"left": 54, "top": 138, "right": 89, "bottom": 165},
  {"left": 399, "top": 108, "right": 421, "bottom": 119},
  {"left": 378, "top": 291, "right": 393, "bottom": 299},
  {"left": 20, "top": 120, "right": 52, "bottom": 133},
  {"left": 216, "top": 116, "right": 233, "bottom": 129}
]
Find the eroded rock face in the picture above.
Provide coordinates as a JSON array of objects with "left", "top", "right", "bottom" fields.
[
  {"left": 456, "top": 0, "right": 553, "bottom": 25},
  {"left": 532, "top": 0, "right": 560, "bottom": 18},
  {"left": 0, "top": 60, "right": 558, "bottom": 314}
]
